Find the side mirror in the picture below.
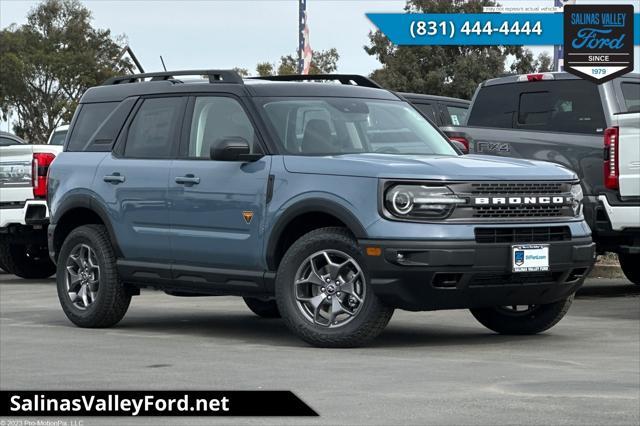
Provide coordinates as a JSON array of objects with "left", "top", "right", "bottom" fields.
[
  {"left": 449, "top": 138, "right": 469, "bottom": 154},
  {"left": 211, "top": 137, "right": 262, "bottom": 161}
]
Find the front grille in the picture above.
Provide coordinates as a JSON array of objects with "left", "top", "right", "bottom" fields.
[
  {"left": 469, "top": 182, "right": 565, "bottom": 194},
  {"left": 469, "top": 272, "right": 561, "bottom": 287},
  {"left": 475, "top": 226, "right": 571, "bottom": 243},
  {"left": 472, "top": 205, "right": 565, "bottom": 218}
]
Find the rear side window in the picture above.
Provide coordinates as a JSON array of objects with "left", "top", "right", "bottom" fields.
[
  {"left": 469, "top": 80, "right": 606, "bottom": 134},
  {"left": 446, "top": 105, "right": 468, "bottom": 125},
  {"left": 123, "top": 97, "right": 185, "bottom": 159},
  {"left": 49, "top": 131, "right": 67, "bottom": 145},
  {"left": 621, "top": 82, "right": 640, "bottom": 112},
  {"left": 67, "top": 102, "right": 118, "bottom": 151}
]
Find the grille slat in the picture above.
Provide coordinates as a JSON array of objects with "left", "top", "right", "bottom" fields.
[
  {"left": 469, "top": 182, "right": 565, "bottom": 194},
  {"left": 469, "top": 272, "right": 561, "bottom": 287},
  {"left": 475, "top": 226, "right": 571, "bottom": 244}
]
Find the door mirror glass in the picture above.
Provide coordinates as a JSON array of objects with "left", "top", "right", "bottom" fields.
[{"left": 210, "top": 137, "right": 251, "bottom": 161}]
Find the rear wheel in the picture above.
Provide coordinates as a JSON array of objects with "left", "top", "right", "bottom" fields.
[
  {"left": 243, "top": 297, "right": 281, "bottom": 318},
  {"left": 470, "top": 295, "right": 574, "bottom": 335},
  {"left": 618, "top": 253, "right": 640, "bottom": 285},
  {"left": 276, "top": 227, "right": 393, "bottom": 348},
  {"left": 56, "top": 225, "right": 131, "bottom": 328},
  {"left": 0, "top": 236, "right": 55, "bottom": 279}
]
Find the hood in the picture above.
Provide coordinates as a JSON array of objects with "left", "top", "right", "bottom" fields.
[{"left": 283, "top": 153, "right": 578, "bottom": 181}]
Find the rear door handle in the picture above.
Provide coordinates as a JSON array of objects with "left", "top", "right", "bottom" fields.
[
  {"left": 103, "top": 173, "right": 125, "bottom": 184},
  {"left": 175, "top": 175, "right": 200, "bottom": 185}
]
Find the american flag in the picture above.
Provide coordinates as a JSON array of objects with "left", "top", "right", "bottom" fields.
[{"left": 298, "top": 0, "right": 313, "bottom": 75}]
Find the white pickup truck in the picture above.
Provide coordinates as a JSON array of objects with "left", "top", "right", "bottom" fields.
[
  {"left": 0, "top": 128, "right": 65, "bottom": 278},
  {"left": 601, "top": 112, "right": 640, "bottom": 284}
]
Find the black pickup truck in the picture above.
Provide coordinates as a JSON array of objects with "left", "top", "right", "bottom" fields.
[{"left": 442, "top": 72, "right": 640, "bottom": 284}]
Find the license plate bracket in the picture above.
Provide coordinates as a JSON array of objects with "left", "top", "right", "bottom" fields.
[{"left": 512, "top": 244, "right": 549, "bottom": 272}]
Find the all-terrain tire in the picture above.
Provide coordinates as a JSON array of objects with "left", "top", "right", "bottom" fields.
[
  {"left": 470, "top": 295, "right": 574, "bottom": 335},
  {"left": 0, "top": 235, "right": 55, "bottom": 279},
  {"left": 56, "top": 225, "right": 131, "bottom": 328},
  {"left": 243, "top": 297, "right": 281, "bottom": 318},
  {"left": 275, "top": 227, "right": 394, "bottom": 348},
  {"left": 618, "top": 253, "right": 640, "bottom": 285}
]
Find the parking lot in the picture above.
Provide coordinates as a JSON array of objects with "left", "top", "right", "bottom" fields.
[{"left": 1, "top": 271, "right": 638, "bottom": 426}]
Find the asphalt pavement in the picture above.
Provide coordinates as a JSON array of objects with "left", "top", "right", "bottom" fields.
[{"left": 1, "top": 271, "right": 638, "bottom": 426}]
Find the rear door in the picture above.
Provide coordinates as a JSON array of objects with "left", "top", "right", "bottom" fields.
[
  {"left": 94, "top": 96, "right": 186, "bottom": 262},
  {"left": 168, "top": 95, "right": 271, "bottom": 278}
]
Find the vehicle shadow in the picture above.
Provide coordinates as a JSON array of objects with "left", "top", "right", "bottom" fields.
[
  {"left": 576, "top": 282, "right": 640, "bottom": 298},
  {"left": 111, "top": 310, "right": 554, "bottom": 350}
]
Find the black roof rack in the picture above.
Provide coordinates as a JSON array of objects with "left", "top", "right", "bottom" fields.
[
  {"left": 103, "top": 69, "right": 243, "bottom": 85},
  {"left": 250, "top": 74, "right": 382, "bottom": 89}
]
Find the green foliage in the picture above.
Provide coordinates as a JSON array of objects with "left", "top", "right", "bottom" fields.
[
  {"left": 233, "top": 67, "right": 250, "bottom": 77},
  {"left": 511, "top": 49, "right": 554, "bottom": 74},
  {"left": 365, "top": 0, "right": 537, "bottom": 99},
  {"left": 0, "top": 0, "right": 131, "bottom": 143},
  {"left": 255, "top": 48, "right": 340, "bottom": 76}
]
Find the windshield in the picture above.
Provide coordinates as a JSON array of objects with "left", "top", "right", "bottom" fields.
[
  {"left": 256, "top": 97, "right": 457, "bottom": 156},
  {"left": 49, "top": 130, "right": 67, "bottom": 145}
]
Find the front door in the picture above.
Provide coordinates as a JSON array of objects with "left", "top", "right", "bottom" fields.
[{"left": 169, "top": 95, "right": 271, "bottom": 276}]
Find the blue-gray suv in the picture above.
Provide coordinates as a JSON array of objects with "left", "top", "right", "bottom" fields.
[{"left": 48, "top": 70, "right": 595, "bottom": 347}]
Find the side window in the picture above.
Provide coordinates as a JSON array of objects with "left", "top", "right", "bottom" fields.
[
  {"left": 0, "top": 137, "right": 18, "bottom": 146},
  {"left": 621, "top": 82, "right": 640, "bottom": 112},
  {"left": 187, "top": 97, "right": 257, "bottom": 159},
  {"left": 414, "top": 103, "right": 436, "bottom": 122},
  {"left": 67, "top": 102, "right": 118, "bottom": 151},
  {"left": 124, "top": 97, "right": 184, "bottom": 159},
  {"left": 446, "top": 105, "right": 468, "bottom": 125}
]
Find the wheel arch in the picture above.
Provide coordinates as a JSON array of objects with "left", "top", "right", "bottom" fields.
[
  {"left": 266, "top": 198, "right": 368, "bottom": 271},
  {"left": 51, "top": 195, "right": 121, "bottom": 262}
]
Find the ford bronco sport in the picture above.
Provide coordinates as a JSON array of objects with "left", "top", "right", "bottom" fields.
[{"left": 48, "top": 70, "right": 595, "bottom": 347}]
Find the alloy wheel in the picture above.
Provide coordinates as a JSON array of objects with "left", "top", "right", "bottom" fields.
[{"left": 65, "top": 244, "right": 100, "bottom": 310}]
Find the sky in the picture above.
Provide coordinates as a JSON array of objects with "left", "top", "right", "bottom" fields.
[{"left": 1, "top": 0, "right": 638, "bottom": 131}]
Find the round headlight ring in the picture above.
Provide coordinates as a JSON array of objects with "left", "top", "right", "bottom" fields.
[{"left": 391, "top": 190, "right": 413, "bottom": 215}]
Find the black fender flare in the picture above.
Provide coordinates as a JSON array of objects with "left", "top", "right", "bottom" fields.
[
  {"left": 265, "top": 198, "right": 368, "bottom": 270},
  {"left": 52, "top": 194, "right": 122, "bottom": 259}
]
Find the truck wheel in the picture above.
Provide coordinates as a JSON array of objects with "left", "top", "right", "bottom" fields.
[
  {"left": 470, "top": 295, "right": 574, "bottom": 335},
  {"left": 243, "top": 297, "right": 281, "bottom": 318},
  {"left": 275, "top": 227, "right": 394, "bottom": 348},
  {"left": 618, "top": 253, "right": 640, "bottom": 285},
  {"left": 56, "top": 224, "right": 131, "bottom": 328},
  {"left": 0, "top": 237, "right": 55, "bottom": 279}
]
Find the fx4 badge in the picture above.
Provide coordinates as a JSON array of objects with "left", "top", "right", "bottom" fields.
[
  {"left": 477, "top": 142, "right": 510, "bottom": 153},
  {"left": 242, "top": 211, "right": 254, "bottom": 224}
]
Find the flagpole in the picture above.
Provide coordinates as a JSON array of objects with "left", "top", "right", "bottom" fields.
[{"left": 298, "top": 0, "right": 306, "bottom": 74}]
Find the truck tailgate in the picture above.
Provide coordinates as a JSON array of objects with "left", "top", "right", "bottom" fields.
[{"left": 0, "top": 145, "right": 34, "bottom": 204}]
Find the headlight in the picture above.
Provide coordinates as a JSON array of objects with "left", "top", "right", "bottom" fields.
[
  {"left": 570, "top": 184, "right": 584, "bottom": 216},
  {"left": 384, "top": 184, "right": 467, "bottom": 220}
]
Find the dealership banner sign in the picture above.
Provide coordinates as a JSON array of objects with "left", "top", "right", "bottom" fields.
[
  {"left": 366, "top": 12, "right": 640, "bottom": 46},
  {"left": 563, "top": 5, "right": 635, "bottom": 83}
]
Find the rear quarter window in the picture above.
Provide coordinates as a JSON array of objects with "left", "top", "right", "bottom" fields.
[
  {"left": 621, "top": 82, "right": 640, "bottom": 112},
  {"left": 66, "top": 102, "right": 119, "bottom": 151}
]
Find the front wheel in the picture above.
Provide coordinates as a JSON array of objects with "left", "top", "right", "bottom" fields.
[
  {"left": 275, "top": 227, "right": 394, "bottom": 348},
  {"left": 470, "top": 295, "right": 574, "bottom": 335},
  {"left": 618, "top": 253, "right": 640, "bottom": 285}
]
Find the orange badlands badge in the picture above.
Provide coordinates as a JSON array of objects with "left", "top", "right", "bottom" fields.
[{"left": 242, "top": 211, "right": 254, "bottom": 224}]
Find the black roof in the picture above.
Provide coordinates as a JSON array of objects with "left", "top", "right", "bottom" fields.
[{"left": 80, "top": 70, "right": 401, "bottom": 103}]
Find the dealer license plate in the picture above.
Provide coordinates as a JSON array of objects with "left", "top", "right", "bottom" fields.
[{"left": 511, "top": 244, "right": 549, "bottom": 272}]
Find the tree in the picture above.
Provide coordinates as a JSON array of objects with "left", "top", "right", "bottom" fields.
[
  {"left": 0, "top": 0, "right": 131, "bottom": 143},
  {"left": 510, "top": 49, "right": 554, "bottom": 74},
  {"left": 255, "top": 48, "right": 340, "bottom": 76},
  {"left": 365, "top": 0, "right": 529, "bottom": 99},
  {"left": 233, "top": 67, "right": 249, "bottom": 77}
]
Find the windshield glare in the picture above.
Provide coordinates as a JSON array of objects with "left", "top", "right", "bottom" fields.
[{"left": 257, "top": 97, "right": 457, "bottom": 156}]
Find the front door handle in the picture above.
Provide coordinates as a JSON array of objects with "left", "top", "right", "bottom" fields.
[
  {"left": 175, "top": 175, "right": 200, "bottom": 185},
  {"left": 103, "top": 173, "right": 125, "bottom": 184}
]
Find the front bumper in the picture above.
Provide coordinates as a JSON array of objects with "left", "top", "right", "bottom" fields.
[{"left": 359, "top": 237, "right": 595, "bottom": 311}]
